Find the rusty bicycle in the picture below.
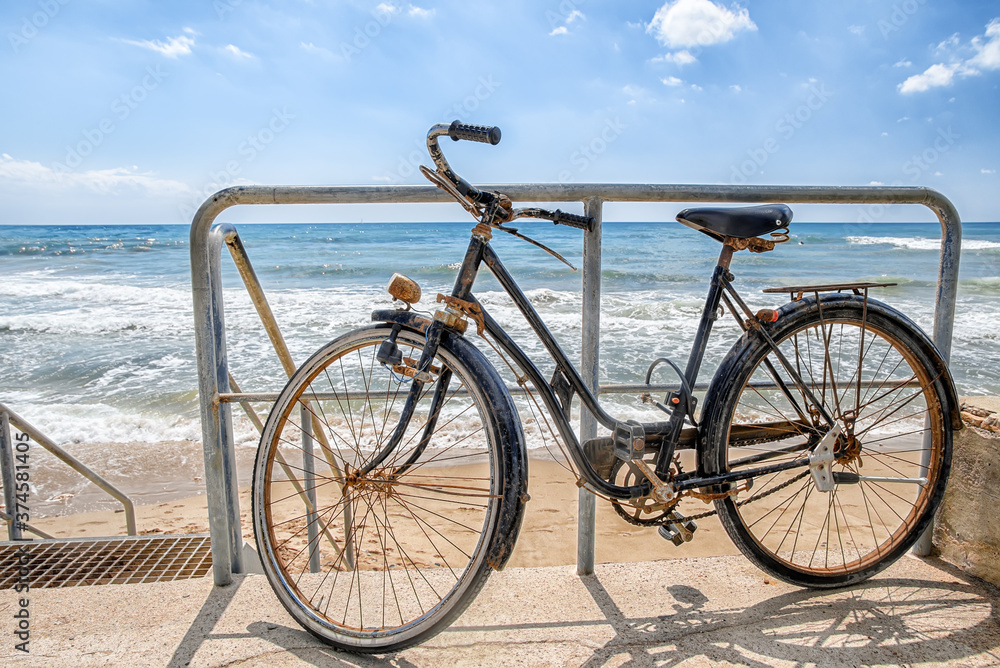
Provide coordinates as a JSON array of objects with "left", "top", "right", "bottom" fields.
[{"left": 252, "top": 122, "right": 959, "bottom": 653}]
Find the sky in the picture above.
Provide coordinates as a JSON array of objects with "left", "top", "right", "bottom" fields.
[{"left": 1, "top": 0, "right": 998, "bottom": 225}]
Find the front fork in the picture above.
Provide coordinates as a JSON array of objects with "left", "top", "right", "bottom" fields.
[
  {"left": 357, "top": 319, "right": 449, "bottom": 476},
  {"left": 358, "top": 228, "right": 489, "bottom": 476}
]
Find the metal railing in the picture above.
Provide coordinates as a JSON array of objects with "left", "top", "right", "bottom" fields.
[
  {"left": 0, "top": 403, "right": 137, "bottom": 539},
  {"left": 190, "top": 183, "right": 961, "bottom": 585}
]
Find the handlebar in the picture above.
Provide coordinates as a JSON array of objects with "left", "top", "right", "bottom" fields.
[
  {"left": 448, "top": 121, "right": 501, "bottom": 145},
  {"left": 424, "top": 121, "right": 595, "bottom": 233},
  {"left": 550, "top": 209, "right": 593, "bottom": 230}
]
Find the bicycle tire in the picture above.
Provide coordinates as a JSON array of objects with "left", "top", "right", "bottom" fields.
[
  {"left": 702, "top": 295, "right": 952, "bottom": 588},
  {"left": 253, "top": 325, "right": 509, "bottom": 652}
]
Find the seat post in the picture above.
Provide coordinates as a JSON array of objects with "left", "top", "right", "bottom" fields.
[
  {"left": 717, "top": 242, "right": 735, "bottom": 271},
  {"left": 654, "top": 241, "right": 737, "bottom": 477}
]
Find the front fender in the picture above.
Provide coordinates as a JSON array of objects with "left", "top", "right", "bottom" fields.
[{"left": 371, "top": 309, "right": 528, "bottom": 571}]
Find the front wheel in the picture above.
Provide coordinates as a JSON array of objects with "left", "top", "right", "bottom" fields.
[
  {"left": 253, "top": 325, "right": 506, "bottom": 653},
  {"left": 704, "top": 296, "right": 952, "bottom": 588}
]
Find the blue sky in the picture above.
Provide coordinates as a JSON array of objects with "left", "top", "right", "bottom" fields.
[{"left": 1, "top": 0, "right": 998, "bottom": 224}]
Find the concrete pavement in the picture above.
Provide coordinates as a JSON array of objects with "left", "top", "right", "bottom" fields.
[{"left": 7, "top": 554, "right": 1000, "bottom": 667}]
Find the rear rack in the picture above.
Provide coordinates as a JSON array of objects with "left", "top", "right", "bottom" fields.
[{"left": 763, "top": 281, "right": 897, "bottom": 301}]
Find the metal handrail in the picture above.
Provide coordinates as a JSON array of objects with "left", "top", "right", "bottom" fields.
[
  {"left": 0, "top": 403, "right": 137, "bottom": 537},
  {"left": 190, "top": 182, "right": 961, "bottom": 585}
]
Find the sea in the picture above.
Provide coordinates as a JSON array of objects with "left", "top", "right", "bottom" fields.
[{"left": 1, "top": 220, "right": 998, "bottom": 513}]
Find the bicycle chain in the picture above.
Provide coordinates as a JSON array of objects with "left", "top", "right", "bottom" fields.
[
  {"left": 613, "top": 469, "right": 811, "bottom": 526},
  {"left": 610, "top": 430, "right": 810, "bottom": 527}
]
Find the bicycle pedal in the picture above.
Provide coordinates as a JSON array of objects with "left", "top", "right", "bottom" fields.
[
  {"left": 613, "top": 420, "right": 645, "bottom": 461},
  {"left": 658, "top": 515, "right": 697, "bottom": 546}
]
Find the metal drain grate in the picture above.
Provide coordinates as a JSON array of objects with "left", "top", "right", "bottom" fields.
[{"left": 0, "top": 535, "right": 213, "bottom": 588}]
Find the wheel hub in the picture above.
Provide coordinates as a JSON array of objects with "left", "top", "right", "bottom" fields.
[{"left": 836, "top": 432, "right": 863, "bottom": 465}]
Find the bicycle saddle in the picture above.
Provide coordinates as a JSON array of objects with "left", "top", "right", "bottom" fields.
[{"left": 676, "top": 204, "right": 792, "bottom": 241}]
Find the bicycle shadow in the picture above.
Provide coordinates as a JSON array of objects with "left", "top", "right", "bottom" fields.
[{"left": 573, "top": 561, "right": 1000, "bottom": 667}]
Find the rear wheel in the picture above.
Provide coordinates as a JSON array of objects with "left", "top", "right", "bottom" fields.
[
  {"left": 705, "top": 298, "right": 951, "bottom": 588},
  {"left": 253, "top": 325, "right": 504, "bottom": 652}
]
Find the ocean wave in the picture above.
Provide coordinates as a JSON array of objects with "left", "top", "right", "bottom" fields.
[
  {"left": 960, "top": 276, "right": 1000, "bottom": 295},
  {"left": 601, "top": 269, "right": 698, "bottom": 285},
  {"left": 0, "top": 235, "right": 185, "bottom": 257},
  {"left": 847, "top": 236, "right": 1000, "bottom": 252}
]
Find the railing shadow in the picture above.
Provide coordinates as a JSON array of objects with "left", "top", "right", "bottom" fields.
[{"left": 169, "top": 560, "right": 1000, "bottom": 666}]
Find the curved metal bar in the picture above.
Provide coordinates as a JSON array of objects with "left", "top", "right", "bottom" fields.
[
  {"left": 0, "top": 403, "right": 136, "bottom": 536},
  {"left": 190, "top": 182, "right": 961, "bottom": 582}
]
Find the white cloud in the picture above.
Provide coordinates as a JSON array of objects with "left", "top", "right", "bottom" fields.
[
  {"left": 0, "top": 155, "right": 189, "bottom": 195},
  {"left": 983, "top": 168, "right": 997, "bottom": 174},
  {"left": 848, "top": 25, "right": 865, "bottom": 36},
  {"left": 893, "top": 59, "right": 912, "bottom": 68},
  {"left": 880, "top": 131, "right": 888, "bottom": 137},
  {"left": 900, "top": 19, "right": 1000, "bottom": 93},
  {"left": 300, "top": 42, "right": 337, "bottom": 60},
  {"left": 935, "top": 33, "right": 961, "bottom": 54},
  {"left": 408, "top": 5, "right": 435, "bottom": 18},
  {"left": 550, "top": 9, "right": 585, "bottom": 36},
  {"left": 661, "top": 76, "right": 683, "bottom": 86},
  {"left": 690, "top": 83, "right": 702, "bottom": 91},
  {"left": 899, "top": 62, "right": 958, "bottom": 93},
  {"left": 651, "top": 49, "right": 697, "bottom": 65},
  {"left": 647, "top": 0, "right": 756, "bottom": 49},
  {"left": 224, "top": 44, "right": 253, "bottom": 59},
  {"left": 120, "top": 31, "right": 195, "bottom": 58},
  {"left": 729, "top": 84, "right": 742, "bottom": 92},
  {"left": 375, "top": 3, "right": 399, "bottom": 15},
  {"left": 968, "top": 18, "right": 1000, "bottom": 70},
  {"left": 869, "top": 180, "right": 884, "bottom": 185},
  {"left": 622, "top": 84, "right": 653, "bottom": 104}
]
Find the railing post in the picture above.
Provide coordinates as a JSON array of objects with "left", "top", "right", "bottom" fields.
[
  {"left": 912, "top": 194, "right": 963, "bottom": 557},
  {"left": 301, "top": 406, "right": 321, "bottom": 573},
  {"left": 0, "top": 411, "right": 22, "bottom": 541},
  {"left": 577, "top": 196, "right": 603, "bottom": 575},
  {"left": 192, "top": 227, "right": 241, "bottom": 585}
]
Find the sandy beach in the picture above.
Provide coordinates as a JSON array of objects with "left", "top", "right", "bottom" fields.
[{"left": 32, "top": 452, "right": 739, "bottom": 567}]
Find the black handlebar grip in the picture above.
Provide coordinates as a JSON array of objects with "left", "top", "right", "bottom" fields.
[
  {"left": 552, "top": 209, "right": 594, "bottom": 231},
  {"left": 448, "top": 121, "right": 501, "bottom": 145}
]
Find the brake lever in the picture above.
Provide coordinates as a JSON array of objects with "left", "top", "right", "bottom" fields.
[{"left": 419, "top": 165, "right": 482, "bottom": 218}]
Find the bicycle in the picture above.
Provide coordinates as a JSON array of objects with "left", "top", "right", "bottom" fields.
[{"left": 252, "top": 121, "right": 961, "bottom": 653}]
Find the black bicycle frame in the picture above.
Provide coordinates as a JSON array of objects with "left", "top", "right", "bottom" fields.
[{"left": 378, "top": 226, "right": 819, "bottom": 501}]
